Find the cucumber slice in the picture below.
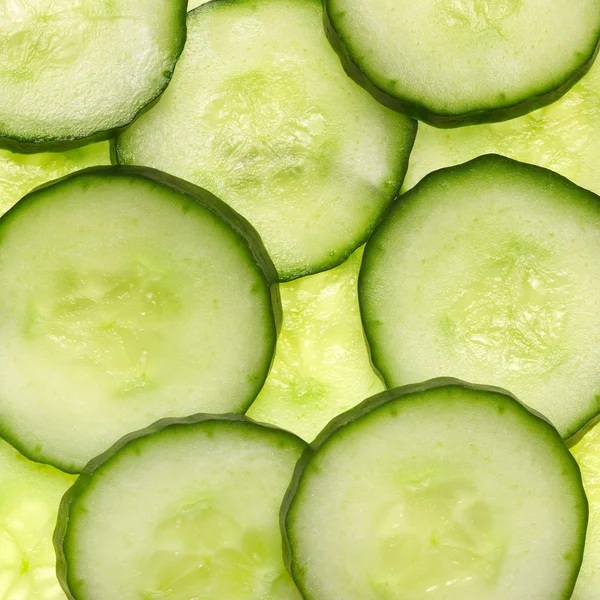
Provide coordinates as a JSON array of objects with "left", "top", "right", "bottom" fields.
[
  {"left": 283, "top": 380, "right": 587, "bottom": 600},
  {"left": 0, "top": 0, "right": 186, "bottom": 151},
  {"left": 0, "top": 167, "right": 278, "bottom": 473},
  {"left": 360, "top": 155, "right": 600, "bottom": 439},
  {"left": 0, "top": 437, "right": 75, "bottom": 600},
  {"left": 404, "top": 58, "right": 600, "bottom": 193},
  {"left": 247, "top": 247, "right": 384, "bottom": 441},
  {"left": 55, "top": 415, "right": 305, "bottom": 600},
  {"left": 325, "top": 0, "right": 600, "bottom": 126},
  {"left": 116, "top": 0, "right": 416, "bottom": 281},
  {"left": 572, "top": 423, "right": 600, "bottom": 599},
  {"left": 0, "top": 142, "right": 110, "bottom": 216}
]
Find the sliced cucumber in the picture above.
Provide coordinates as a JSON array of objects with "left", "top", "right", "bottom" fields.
[
  {"left": 325, "top": 0, "right": 600, "bottom": 126},
  {"left": 116, "top": 0, "right": 416, "bottom": 281},
  {"left": 0, "top": 167, "right": 278, "bottom": 473},
  {"left": 404, "top": 58, "right": 600, "bottom": 192},
  {"left": 247, "top": 247, "right": 384, "bottom": 441},
  {"left": 360, "top": 155, "right": 600, "bottom": 439},
  {"left": 0, "top": 142, "right": 110, "bottom": 216},
  {"left": 572, "top": 422, "right": 600, "bottom": 599},
  {"left": 0, "top": 0, "right": 186, "bottom": 151},
  {"left": 55, "top": 415, "right": 305, "bottom": 600},
  {"left": 284, "top": 380, "right": 587, "bottom": 600},
  {"left": 0, "top": 437, "right": 75, "bottom": 600}
]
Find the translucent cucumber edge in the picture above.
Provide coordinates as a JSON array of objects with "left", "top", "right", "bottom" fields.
[
  {"left": 323, "top": 5, "right": 600, "bottom": 128},
  {"left": 0, "top": 0, "right": 188, "bottom": 154},
  {"left": 0, "top": 165, "right": 282, "bottom": 474},
  {"left": 280, "top": 377, "right": 589, "bottom": 600},
  {"left": 53, "top": 413, "right": 308, "bottom": 600},
  {"left": 358, "top": 153, "right": 600, "bottom": 442}
]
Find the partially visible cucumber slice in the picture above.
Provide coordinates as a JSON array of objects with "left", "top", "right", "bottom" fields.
[
  {"left": 283, "top": 380, "right": 587, "bottom": 600},
  {"left": 571, "top": 423, "right": 600, "bottom": 599},
  {"left": 0, "top": 167, "right": 278, "bottom": 472},
  {"left": 0, "top": 0, "right": 187, "bottom": 151},
  {"left": 0, "top": 437, "right": 75, "bottom": 600},
  {"left": 325, "top": 0, "right": 600, "bottom": 126},
  {"left": 0, "top": 142, "right": 110, "bottom": 216},
  {"left": 360, "top": 155, "right": 600, "bottom": 439},
  {"left": 116, "top": 0, "right": 416, "bottom": 281},
  {"left": 404, "top": 58, "right": 600, "bottom": 192},
  {"left": 247, "top": 247, "right": 384, "bottom": 441},
  {"left": 55, "top": 416, "right": 305, "bottom": 600}
]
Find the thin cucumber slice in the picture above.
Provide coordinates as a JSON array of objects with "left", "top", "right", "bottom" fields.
[
  {"left": 0, "top": 167, "right": 278, "bottom": 473},
  {"left": 0, "top": 437, "right": 75, "bottom": 600},
  {"left": 404, "top": 58, "right": 600, "bottom": 192},
  {"left": 0, "top": 142, "right": 110, "bottom": 216},
  {"left": 0, "top": 0, "right": 186, "bottom": 151},
  {"left": 188, "top": 0, "right": 209, "bottom": 9},
  {"left": 55, "top": 415, "right": 305, "bottom": 600},
  {"left": 325, "top": 0, "right": 600, "bottom": 126},
  {"left": 283, "top": 380, "right": 587, "bottom": 600},
  {"left": 360, "top": 155, "right": 600, "bottom": 439},
  {"left": 247, "top": 247, "right": 384, "bottom": 441},
  {"left": 572, "top": 423, "right": 600, "bottom": 599},
  {"left": 116, "top": 0, "right": 416, "bottom": 281}
]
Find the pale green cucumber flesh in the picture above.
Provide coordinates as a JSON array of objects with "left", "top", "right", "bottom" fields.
[
  {"left": 56, "top": 416, "right": 305, "bottom": 600},
  {"left": 326, "top": 0, "right": 600, "bottom": 125},
  {"left": 0, "top": 0, "right": 186, "bottom": 149},
  {"left": 360, "top": 155, "right": 600, "bottom": 439},
  {"left": 116, "top": 0, "right": 416, "bottom": 281},
  {"left": 0, "top": 438, "right": 75, "bottom": 600},
  {"left": 247, "top": 247, "right": 384, "bottom": 441},
  {"left": 404, "top": 57, "right": 600, "bottom": 193},
  {"left": 0, "top": 168, "right": 277, "bottom": 472},
  {"left": 0, "top": 142, "right": 110, "bottom": 216},
  {"left": 284, "top": 381, "right": 587, "bottom": 600}
]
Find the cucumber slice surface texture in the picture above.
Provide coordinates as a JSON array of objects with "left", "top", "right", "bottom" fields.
[
  {"left": 0, "top": 0, "right": 186, "bottom": 151},
  {"left": 572, "top": 422, "right": 600, "bottom": 599},
  {"left": 55, "top": 415, "right": 305, "bottom": 600},
  {"left": 116, "top": 0, "right": 416, "bottom": 281},
  {"left": 284, "top": 380, "right": 587, "bottom": 600},
  {"left": 325, "top": 0, "right": 600, "bottom": 126},
  {"left": 360, "top": 155, "right": 600, "bottom": 439},
  {"left": 0, "top": 167, "right": 278, "bottom": 473},
  {"left": 0, "top": 437, "right": 75, "bottom": 600}
]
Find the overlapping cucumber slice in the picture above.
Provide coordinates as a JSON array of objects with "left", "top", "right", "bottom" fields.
[
  {"left": 284, "top": 381, "right": 587, "bottom": 600},
  {"left": 55, "top": 416, "right": 305, "bottom": 600},
  {"left": 117, "top": 0, "right": 416, "bottom": 281},
  {"left": 0, "top": 167, "right": 279, "bottom": 472},
  {"left": 325, "top": 0, "right": 600, "bottom": 126},
  {"left": 0, "top": 0, "right": 187, "bottom": 151},
  {"left": 360, "top": 155, "right": 600, "bottom": 439}
]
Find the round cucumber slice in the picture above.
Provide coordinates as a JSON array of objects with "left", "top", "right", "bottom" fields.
[
  {"left": 0, "top": 167, "right": 278, "bottom": 473},
  {"left": 404, "top": 57, "right": 600, "bottom": 193},
  {"left": 283, "top": 380, "right": 587, "bottom": 600},
  {"left": 0, "top": 0, "right": 186, "bottom": 151},
  {"left": 0, "top": 142, "right": 110, "bottom": 217},
  {"left": 360, "top": 155, "right": 600, "bottom": 439},
  {"left": 55, "top": 415, "right": 305, "bottom": 600},
  {"left": 0, "top": 437, "right": 75, "bottom": 600},
  {"left": 571, "top": 423, "right": 600, "bottom": 599},
  {"left": 116, "top": 0, "right": 416, "bottom": 281},
  {"left": 247, "top": 247, "right": 384, "bottom": 441},
  {"left": 325, "top": 0, "right": 600, "bottom": 126}
]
